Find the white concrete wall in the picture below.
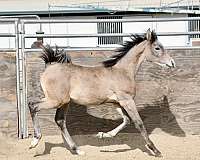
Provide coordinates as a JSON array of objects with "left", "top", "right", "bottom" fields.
[
  {"left": 154, "top": 14, "right": 189, "bottom": 46},
  {"left": 0, "top": 14, "right": 189, "bottom": 48},
  {"left": 0, "top": 24, "right": 15, "bottom": 48},
  {"left": 24, "top": 16, "right": 97, "bottom": 48},
  {"left": 123, "top": 14, "right": 188, "bottom": 46},
  {"left": 123, "top": 15, "right": 153, "bottom": 42}
]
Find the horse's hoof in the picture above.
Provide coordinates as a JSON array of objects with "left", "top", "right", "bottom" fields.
[
  {"left": 76, "top": 149, "right": 85, "bottom": 155},
  {"left": 96, "top": 132, "right": 104, "bottom": 138},
  {"left": 29, "top": 137, "right": 40, "bottom": 149},
  {"left": 145, "top": 144, "right": 162, "bottom": 157},
  {"left": 96, "top": 132, "right": 114, "bottom": 138},
  {"left": 155, "top": 153, "right": 163, "bottom": 158}
]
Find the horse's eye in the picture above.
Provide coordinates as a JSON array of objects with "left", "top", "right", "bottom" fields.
[{"left": 155, "top": 47, "right": 160, "bottom": 50}]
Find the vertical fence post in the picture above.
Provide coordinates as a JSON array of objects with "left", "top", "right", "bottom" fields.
[
  {"left": 21, "top": 21, "right": 28, "bottom": 138},
  {"left": 15, "top": 19, "right": 22, "bottom": 138},
  {"left": 16, "top": 20, "right": 28, "bottom": 139}
]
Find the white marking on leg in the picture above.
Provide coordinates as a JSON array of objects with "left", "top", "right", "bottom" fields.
[
  {"left": 75, "top": 148, "right": 85, "bottom": 155},
  {"left": 96, "top": 108, "right": 130, "bottom": 138},
  {"left": 96, "top": 132, "right": 104, "bottom": 138},
  {"left": 29, "top": 137, "right": 41, "bottom": 149}
]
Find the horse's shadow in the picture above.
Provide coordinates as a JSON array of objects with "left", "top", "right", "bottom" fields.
[{"left": 37, "top": 96, "right": 185, "bottom": 156}]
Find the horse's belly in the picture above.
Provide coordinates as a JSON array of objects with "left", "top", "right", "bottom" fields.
[{"left": 70, "top": 89, "right": 107, "bottom": 106}]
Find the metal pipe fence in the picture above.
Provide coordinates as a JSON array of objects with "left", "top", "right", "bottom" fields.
[
  {"left": 1, "top": 16, "right": 200, "bottom": 139},
  {"left": 0, "top": 18, "right": 26, "bottom": 139}
]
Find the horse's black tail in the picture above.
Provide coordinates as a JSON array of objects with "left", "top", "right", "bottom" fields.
[{"left": 38, "top": 42, "right": 71, "bottom": 64}]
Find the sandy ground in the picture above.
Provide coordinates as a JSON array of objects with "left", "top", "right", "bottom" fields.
[{"left": 0, "top": 131, "right": 200, "bottom": 160}]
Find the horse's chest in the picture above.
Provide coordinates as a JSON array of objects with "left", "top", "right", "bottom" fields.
[
  {"left": 121, "top": 85, "right": 136, "bottom": 96},
  {"left": 113, "top": 79, "right": 136, "bottom": 96}
]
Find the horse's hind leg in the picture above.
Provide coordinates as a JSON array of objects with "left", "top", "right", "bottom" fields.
[
  {"left": 96, "top": 107, "right": 130, "bottom": 138},
  {"left": 28, "top": 101, "right": 42, "bottom": 149},
  {"left": 55, "top": 105, "right": 85, "bottom": 155},
  {"left": 29, "top": 99, "right": 60, "bottom": 149}
]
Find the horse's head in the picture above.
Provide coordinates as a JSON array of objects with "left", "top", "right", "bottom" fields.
[{"left": 144, "top": 29, "right": 175, "bottom": 68}]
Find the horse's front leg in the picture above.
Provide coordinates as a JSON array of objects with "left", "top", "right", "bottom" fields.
[
  {"left": 96, "top": 107, "right": 130, "bottom": 138},
  {"left": 28, "top": 101, "right": 42, "bottom": 149},
  {"left": 117, "top": 94, "right": 162, "bottom": 157}
]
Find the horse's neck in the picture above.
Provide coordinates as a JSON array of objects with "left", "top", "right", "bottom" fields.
[{"left": 114, "top": 41, "right": 147, "bottom": 77}]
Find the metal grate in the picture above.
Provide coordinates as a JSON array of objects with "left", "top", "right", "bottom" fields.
[
  {"left": 188, "top": 14, "right": 200, "bottom": 38},
  {"left": 97, "top": 16, "right": 123, "bottom": 45}
]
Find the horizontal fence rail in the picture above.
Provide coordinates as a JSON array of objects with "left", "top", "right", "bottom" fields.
[
  {"left": 0, "top": 18, "right": 18, "bottom": 23},
  {"left": 0, "top": 49, "right": 17, "bottom": 52},
  {"left": 0, "top": 33, "right": 17, "bottom": 37},
  {"left": 23, "top": 31, "right": 200, "bottom": 39},
  {"left": 24, "top": 46, "right": 200, "bottom": 52}
]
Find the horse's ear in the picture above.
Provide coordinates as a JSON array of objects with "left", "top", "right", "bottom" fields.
[{"left": 146, "top": 28, "right": 151, "bottom": 41}]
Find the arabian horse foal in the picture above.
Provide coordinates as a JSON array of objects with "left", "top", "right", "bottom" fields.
[{"left": 28, "top": 29, "right": 175, "bottom": 157}]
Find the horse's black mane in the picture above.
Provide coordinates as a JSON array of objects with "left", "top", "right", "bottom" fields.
[{"left": 103, "top": 32, "right": 157, "bottom": 67}]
